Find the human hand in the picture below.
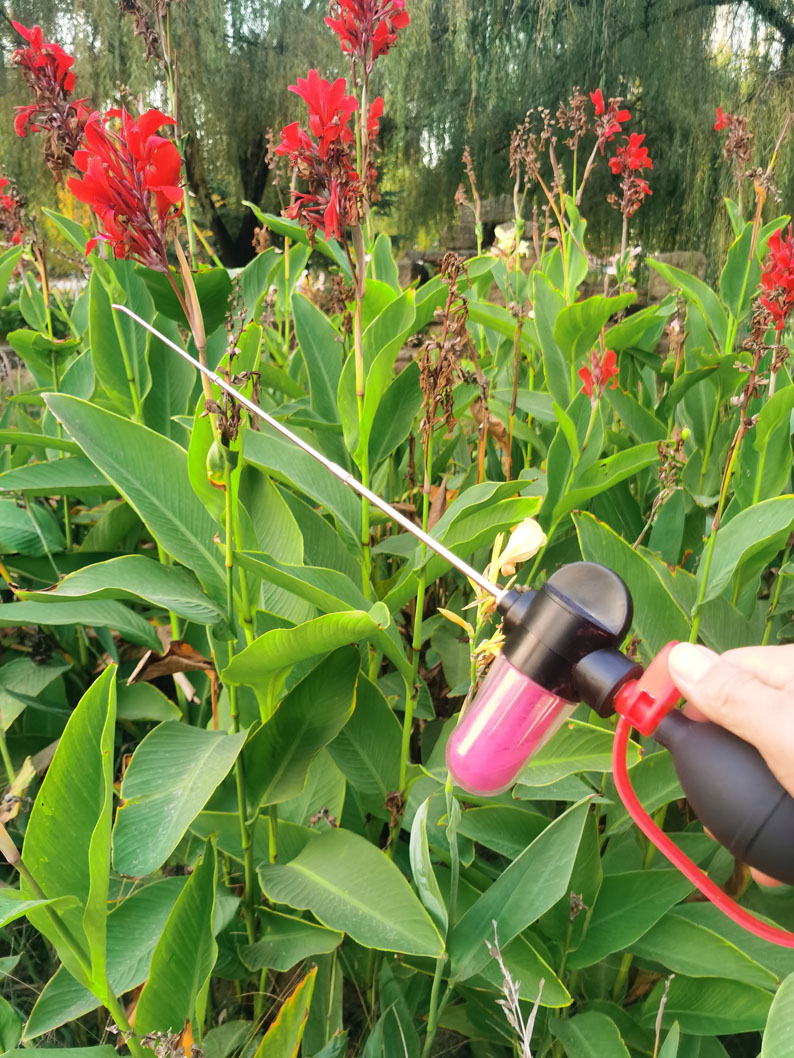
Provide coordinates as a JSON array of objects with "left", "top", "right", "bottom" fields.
[{"left": 667, "top": 641, "right": 794, "bottom": 886}]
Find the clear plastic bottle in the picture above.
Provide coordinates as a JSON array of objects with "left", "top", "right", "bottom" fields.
[{"left": 445, "top": 653, "right": 576, "bottom": 796}]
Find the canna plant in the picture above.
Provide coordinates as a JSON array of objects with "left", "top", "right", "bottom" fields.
[{"left": 4, "top": 4, "right": 794, "bottom": 1057}]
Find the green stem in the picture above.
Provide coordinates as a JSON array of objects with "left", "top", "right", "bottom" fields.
[
  {"left": 421, "top": 956, "right": 447, "bottom": 1058},
  {"left": 268, "top": 803, "right": 278, "bottom": 863},
  {"left": 611, "top": 951, "right": 634, "bottom": 1003},
  {"left": 764, "top": 542, "right": 792, "bottom": 645},
  {"left": 0, "top": 730, "right": 14, "bottom": 784},
  {"left": 104, "top": 990, "right": 152, "bottom": 1058},
  {"left": 111, "top": 309, "right": 144, "bottom": 423},
  {"left": 697, "top": 399, "right": 721, "bottom": 491},
  {"left": 283, "top": 236, "right": 292, "bottom": 358},
  {"left": 351, "top": 225, "right": 372, "bottom": 596},
  {"left": 15, "top": 857, "right": 92, "bottom": 979}
]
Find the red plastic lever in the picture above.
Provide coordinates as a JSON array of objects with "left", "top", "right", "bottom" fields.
[{"left": 613, "top": 641, "right": 682, "bottom": 736}]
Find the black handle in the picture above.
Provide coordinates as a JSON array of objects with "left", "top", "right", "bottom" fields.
[{"left": 654, "top": 710, "right": 794, "bottom": 885}]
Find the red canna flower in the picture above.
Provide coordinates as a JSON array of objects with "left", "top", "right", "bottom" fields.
[
  {"left": 590, "top": 90, "right": 631, "bottom": 154},
  {"left": 590, "top": 89, "right": 605, "bottom": 115},
  {"left": 67, "top": 107, "right": 183, "bottom": 270},
  {"left": 714, "top": 106, "right": 731, "bottom": 132},
  {"left": 0, "top": 177, "right": 25, "bottom": 246},
  {"left": 607, "top": 132, "right": 653, "bottom": 218},
  {"left": 11, "top": 21, "right": 90, "bottom": 182},
  {"left": 760, "top": 225, "right": 794, "bottom": 331},
  {"left": 325, "top": 0, "right": 410, "bottom": 71},
  {"left": 579, "top": 348, "right": 619, "bottom": 404},
  {"left": 276, "top": 70, "right": 365, "bottom": 241}
]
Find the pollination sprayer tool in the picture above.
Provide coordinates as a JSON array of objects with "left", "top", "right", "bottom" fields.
[{"left": 114, "top": 304, "right": 794, "bottom": 948}]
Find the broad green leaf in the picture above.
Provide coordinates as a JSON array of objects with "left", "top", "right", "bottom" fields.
[
  {"left": 0, "top": 656, "right": 70, "bottom": 731},
  {"left": 45, "top": 395, "right": 226, "bottom": 605},
  {"left": 370, "top": 233, "right": 401, "bottom": 291},
  {"left": 517, "top": 720, "right": 640, "bottom": 788},
  {"left": 554, "top": 443, "right": 659, "bottom": 520},
  {"left": 643, "top": 975, "right": 772, "bottom": 1035},
  {"left": 222, "top": 606, "right": 390, "bottom": 685},
  {"left": 24, "top": 878, "right": 185, "bottom": 1039},
  {"left": 89, "top": 264, "right": 153, "bottom": 415},
  {"left": 113, "top": 723, "right": 246, "bottom": 876},
  {"left": 648, "top": 260, "right": 728, "bottom": 348},
  {"left": 409, "top": 799, "right": 448, "bottom": 935},
  {"left": 604, "top": 386, "right": 666, "bottom": 445},
  {"left": 761, "top": 970, "right": 794, "bottom": 1057},
  {"left": 605, "top": 302, "right": 672, "bottom": 352},
  {"left": 0, "top": 994, "right": 21, "bottom": 1052},
  {"left": 245, "top": 647, "right": 358, "bottom": 810},
  {"left": 0, "top": 246, "right": 23, "bottom": 298},
  {"left": 553, "top": 293, "right": 635, "bottom": 363},
  {"left": 243, "top": 205, "right": 351, "bottom": 277},
  {"left": 327, "top": 675, "right": 401, "bottom": 799},
  {"left": 631, "top": 909, "right": 778, "bottom": 989},
  {"left": 368, "top": 360, "right": 423, "bottom": 468},
  {"left": 240, "top": 910, "right": 342, "bottom": 972},
  {"left": 604, "top": 750, "right": 681, "bottom": 835},
  {"left": 292, "top": 293, "right": 343, "bottom": 425},
  {"left": 9, "top": 1049, "right": 118, "bottom": 1057},
  {"left": 254, "top": 965, "right": 316, "bottom": 1058},
  {"left": 258, "top": 827, "right": 444, "bottom": 957},
  {"left": 21, "top": 667, "right": 117, "bottom": 991},
  {"left": 701, "top": 495, "right": 794, "bottom": 603},
  {"left": 0, "top": 890, "right": 76, "bottom": 929},
  {"left": 0, "top": 599, "right": 160, "bottom": 651},
  {"left": 375, "top": 960, "right": 421, "bottom": 1058},
  {"left": 135, "top": 840, "right": 217, "bottom": 1038},
  {"left": 139, "top": 265, "right": 232, "bottom": 338},
  {"left": 456, "top": 805, "right": 548, "bottom": 859},
  {"left": 278, "top": 750, "right": 346, "bottom": 828},
  {"left": 142, "top": 314, "right": 195, "bottom": 439},
  {"left": 19, "top": 555, "right": 223, "bottom": 625},
  {"left": 448, "top": 800, "right": 589, "bottom": 981},
  {"left": 42, "top": 209, "right": 91, "bottom": 253},
  {"left": 550, "top": 1011, "right": 630, "bottom": 1058},
  {"left": 6, "top": 331, "right": 81, "bottom": 388},
  {"left": 719, "top": 221, "right": 758, "bottom": 319},
  {"left": 0, "top": 429, "right": 80, "bottom": 453},
  {"left": 658, "top": 1023, "right": 680, "bottom": 1058},
  {"left": 574, "top": 512, "right": 691, "bottom": 656},
  {"left": 0, "top": 456, "right": 115, "bottom": 498},
  {"left": 532, "top": 272, "right": 570, "bottom": 406},
  {"left": 244, "top": 429, "right": 361, "bottom": 547},
  {"left": 116, "top": 682, "right": 181, "bottom": 723},
  {"left": 568, "top": 870, "right": 693, "bottom": 968},
  {"left": 737, "top": 384, "right": 794, "bottom": 507},
  {"left": 0, "top": 498, "right": 65, "bottom": 556}
]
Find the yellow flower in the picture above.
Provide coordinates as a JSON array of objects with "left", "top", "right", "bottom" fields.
[{"left": 495, "top": 518, "right": 546, "bottom": 577}]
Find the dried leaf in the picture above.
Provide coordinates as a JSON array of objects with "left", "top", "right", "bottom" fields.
[{"left": 127, "top": 640, "right": 215, "bottom": 685}]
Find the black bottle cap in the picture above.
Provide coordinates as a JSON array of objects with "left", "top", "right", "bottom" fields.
[
  {"left": 496, "top": 562, "right": 634, "bottom": 701},
  {"left": 573, "top": 649, "right": 644, "bottom": 718}
]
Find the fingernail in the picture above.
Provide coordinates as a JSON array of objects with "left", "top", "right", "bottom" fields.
[{"left": 668, "top": 642, "right": 719, "bottom": 685}]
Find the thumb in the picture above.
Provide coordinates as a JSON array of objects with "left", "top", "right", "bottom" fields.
[{"left": 667, "top": 642, "right": 789, "bottom": 767}]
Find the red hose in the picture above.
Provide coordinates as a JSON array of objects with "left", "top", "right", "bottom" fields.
[{"left": 612, "top": 715, "right": 794, "bottom": 948}]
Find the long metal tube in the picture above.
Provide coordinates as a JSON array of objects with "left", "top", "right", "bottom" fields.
[{"left": 112, "top": 304, "right": 505, "bottom": 602}]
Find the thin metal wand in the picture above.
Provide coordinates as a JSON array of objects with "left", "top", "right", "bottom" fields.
[{"left": 112, "top": 304, "right": 505, "bottom": 602}]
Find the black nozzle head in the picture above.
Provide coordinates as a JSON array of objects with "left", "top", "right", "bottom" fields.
[{"left": 496, "top": 562, "right": 634, "bottom": 701}]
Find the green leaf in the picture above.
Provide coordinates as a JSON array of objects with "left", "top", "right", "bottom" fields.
[
  {"left": 45, "top": 395, "right": 226, "bottom": 605},
  {"left": 20, "top": 667, "right": 117, "bottom": 990},
  {"left": 257, "top": 828, "right": 444, "bottom": 957},
  {"left": 222, "top": 607, "right": 390, "bottom": 685},
  {"left": 658, "top": 1023, "right": 680, "bottom": 1058},
  {"left": 604, "top": 387, "right": 666, "bottom": 445},
  {"left": 554, "top": 293, "right": 635, "bottom": 364},
  {"left": 409, "top": 799, "right": 448, "bottom": 935},
  {"left": 113, "top": 724, "right": 246, "bottom": 876},
  {"left": 643, "top": 975, "right": 772, "bottom": 1035},
  {"left": 737, "top": 384, "right": 794, "bottom": 507},
  {"left": 89, "top": 264, "right": 153, "bottom": 415},
  {"left": 0, "top": 599, "right": 160, "bottom": 651},
  {"left": 370, "top": 233, "right": 401, "bottom": 291},
  {"left": 0, "top": 456, "right": 117, "bottom": 498},
  {"left": 0, "top": 890, "right": 77, "bottom": 929},
  {"left": 532, "top": 272, "right": 570, "bottom": 406},
  {"left": 456, "top": 805, "right": 548, "bottom": 859},
  {"left": 6, "top": 331, "right": 81, "bottom": 388},
  {"left": 116, "top": 682, "right": 182, "bottom": 723},
  {"left": 25, "top": 878, "right": 185, "bottom": 1039},
  {"left": 245, "top": 647, "right": 358, "bottom": 810},
  {"left": 761, "top": 970, "right": 794, "bottom": 1057},
  {"left": 648, "top": 260, "right": 728, "bottom": 348},
  {"left": 448, "top": 800, "right": 589, "bottom": 981},
  {"left": 0, "top": 994, "right": 22, "bottom": 1052},
  {"left": 631, "top": 908, "right": 778, "bottom": 989},
  {"left": 240, "top": 910, "right": 342, "bottom": 972},
  {"left": 139, "top": 265, "right": 232, "bottom": 338},
  {"left": 0, "top": 656, "right": 70, "bottom": 731},
  {"left": 142, "top": 315, "right": 195, "bottom": 439},
  {"left": 42, "top": 209, "right": 91, "bottom": 254},
  {"left": 0, "top": 498, "right": 65, "bottom": 556},
  {"left": 369, "top": 360, "right": 423, "bottom": 468},
  {"left": 243, "top": 206, "right": 350, "bottom": 277},
  {"left": 550, "top": 1012, "right": 631, "bottom": 1058},
  {"left": 719, "top": 222, "right": 758, "bottom": 320},
  {"left": 574, "top": 512, "right": 691, "bottom": 655},
  {"left": 553, "top": 443, "right": 659, "bottom": 520},
  {"left": 292, "top": 293, "right": 343, "bottom": 425},
  {"left": 516, "top": 720, "right": 641, "bottom": 788},
  {"left": 568, "top": 870, "right": 694, "bottom": 968},
  {"left": 254, "top": 965, "right": 316, "bottom": 1058},
  {"left": 701, "top": 495, "right": 794, "bottom": 603},
  {"left": 7, "top": 1049, "right": 119, "bottom": 1057},
  {"left": 19, "top": 555, "right": 224, "bottom": 625},
  {"left": 244, "top": 429, "right": 361, "bottom": 547},
  {"left": 605, "top": 302, "right": 672, "bottom": 352},
  {"left": 135, "top": 840, "right": 217, "bottom": 1037},
  {"left": 327, "top": 675, "right": 401, "bottom": 799},
  {"left": 0, "top": 429, "right": 80, "bottom": 454}
]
